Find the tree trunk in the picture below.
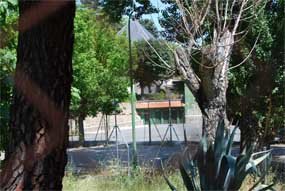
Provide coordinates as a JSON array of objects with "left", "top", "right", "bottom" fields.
[
  {"left": 175, "top": 30, "right": 233, "bottom": 142},
  {"left": 0, "top": 1, "right": 75, "bottom": 190},
  {"left": 154, "top": 80, "right": 163, "bottom": 92},
  {"left": 148, "top": 85, "right": 152, "bottom": 94},
  {"left": 105, "top": 114, "right": 109, "bottom": 144},
  {"left": 140, "top": 82, "right": 145, "bottom": 98},
  {"left": 200, "top": 97, "right": 228, "bottom": 142},
  {"left": 78, "top": 115, "right": 85, "bottom": 146}
]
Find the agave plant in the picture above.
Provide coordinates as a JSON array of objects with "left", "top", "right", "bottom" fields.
[{"left": 164, "top": 120, "right": 273, "bottom": 191}]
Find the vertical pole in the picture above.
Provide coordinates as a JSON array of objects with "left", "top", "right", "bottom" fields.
[
  {"left": 128, "top": 13, "right": 137, "bottom": 168},
  {"left": 115, "top": 114, "right": 119, "bottom": 161},
  {"left": 169, "top": 99, "right": 172, "bottom": 142},
  {"left": 71, "top": 120, "right": 73, "bottom": 142},
  {"left": 263, "top": 146, "right": 268, "bottom": 184},
  {"left": 106, "top": 114, "right": 109, "bottom": 145},
  {"left": 183, "top": 110, "right": 187, "bottom": 144},
  {"left": 148, "top": 102, "right": 152, "bottom": 144}
]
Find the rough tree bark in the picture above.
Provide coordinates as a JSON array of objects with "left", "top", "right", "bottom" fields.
[
  {"left": 175, "top": 30, "right": 234, "bottom": 142},
  {"left": 0, "top": 1, "right": 75, "bottom": 190}
]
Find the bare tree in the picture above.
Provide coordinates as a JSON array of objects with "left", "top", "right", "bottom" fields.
[{"left": 173, "top": 0, "right": 262, "bottom": 141}]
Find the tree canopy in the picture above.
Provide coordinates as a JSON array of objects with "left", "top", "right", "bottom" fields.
[
  {"left": 133, "top": 39, "right": 175, "bottom": 94},
  {"left": 81, "top": 0, "right": 157, "bottom": 23},
  {"left": 227, "top": 0, "right": 285, "bottom": 147},
  {"left": 71, "top": 7, "right": 129, "bottom": 118}
]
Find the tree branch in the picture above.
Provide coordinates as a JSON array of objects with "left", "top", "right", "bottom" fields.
[
  {"left": 228, "top": 33, "right": 260, "bottom": 70},
  {"left": 232, "top": 0, "right": 247, "bottom": 36},
  {"left": 174, "top": 47, "right": 200, "bottom": 96},
  {"left": 223, "top": 0, "right": 229, "bottom": 31}
]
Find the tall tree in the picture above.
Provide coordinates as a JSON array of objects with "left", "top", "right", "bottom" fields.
[
  {"left": 71, "top": 8, "right": 129, "bottom": 144},
  {"left": 161, "top": 0, "right": 264, "bottom": 141},
  {"left": 0, "top": 1, "right": 75, "bottom": 190}
]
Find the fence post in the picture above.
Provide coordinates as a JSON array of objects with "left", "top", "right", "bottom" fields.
[{"left": 263, "top": 146, "right": 268, "bottom": 184}]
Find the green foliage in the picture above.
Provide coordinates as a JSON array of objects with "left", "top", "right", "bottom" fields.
[
  {"left": 72, "top": 7, "right": 129, "bottom": 117},
  {"left": 0, "top": 48, "right": 16, "bottom": 139},
  {"left": 227, "top": 0, "right": 285, "bottom": 146},
  {"left": 164, "top": 121, "right": 273, "bottom": 191},
  {"left": 81, "top": 0, "right": 157, "bottom": 23},
  {"left": 0, "top": 0, "right": 17, "bottom": 25},
  {"left": 70, "top": 87, "right": 81, "bottom": 115},
  {"left": 133, "top": 40, "right": 175, "bottom": 89},
  {"left": 160, "top": 0, "right": 185, "bottom": 42},
  {"left": 139, "top": 19, "right": 159, "bottom": 38},
  {"left": 0, "top": 6, "right": 18, "bottom": 151},
  {"left": 145, "top": 91, "right": 166, "bottom": 100}
]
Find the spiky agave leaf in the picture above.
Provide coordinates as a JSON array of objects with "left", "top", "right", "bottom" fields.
[
  {"left": 164, "top": 119, "right": 273, "bottom": 191},
  {"left": 223, "top": 155, "right": 237, "bottom": 190},
  {"left": 203, "top": 144, "right": 216, "bottom": 190},
  {"left": 179, "top": 162, "right": 197, "bottom": 191},
  {"left": 216, "top": 155, "right": 229, "bottom": 189},
  {"left": 254, "top": 183, "right": 275, "bottom": 191},
  {"left": 185, "top": 157, "right": 201, "bottom": 190},
  {"left": 163, "top": 174, "right": 178, "bottom": 191},
  {"left": 214, "top": 121, "right": 228, "bottom": 177},
  {"left": 230, "top": 148, "right": 253, "bottom": 190},
  {"left": 191, "top": 161, "right": 202, "bottom": 191},
  {"left": 248, "top": 169, "right": 275, "bottom": 191},
  {"left": 225, "top": 124, "right": 239, "bottom": 155},
  {"left": 161, "top": 158, "right": 178, "bottom": 191},
  {"left": 214, "top": 120, "right": 225, "bottom": 154},
  {"left": 246, "top": 150, "right": 272, "bottom": 172},
  {"left": 195, "top": 136, "right": 207, "bottom": 188}
]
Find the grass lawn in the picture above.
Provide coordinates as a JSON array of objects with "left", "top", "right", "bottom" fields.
[
  {"left": 63, "top": 169, "right": 186, "bottom": 191},
  {"left": 63, "top": 167, "right": 285, "bottom": 191}
]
